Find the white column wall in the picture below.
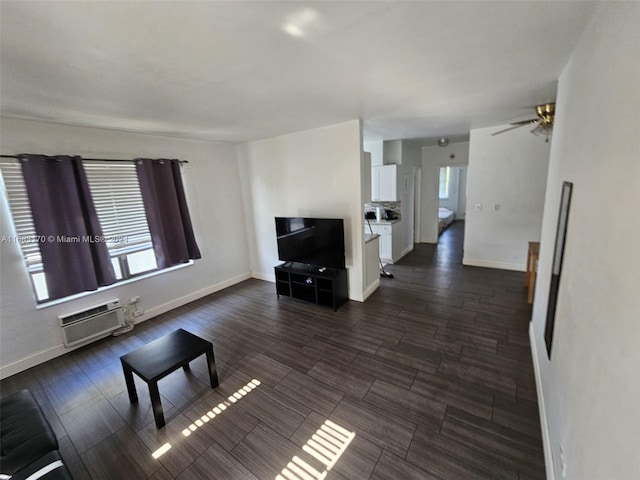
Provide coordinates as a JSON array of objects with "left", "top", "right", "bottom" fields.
[{"left": 237, "top": 120, "right": 365, "bottom": 300}]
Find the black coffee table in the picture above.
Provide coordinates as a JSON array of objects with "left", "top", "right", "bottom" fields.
[{"left": 120, "top": 328, "right": 219, "bottom": 428}]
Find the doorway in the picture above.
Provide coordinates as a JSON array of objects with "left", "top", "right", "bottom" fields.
[{"left": 437, "top": 165, "right": 467, "bottom": 242}]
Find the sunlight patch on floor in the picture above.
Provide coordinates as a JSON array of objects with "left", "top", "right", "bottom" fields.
[
  {"left": 150, "top": 378, "right": 261, "bottom": 459},
  {"left": 276, "top": 419, "right": 355, "bottom": 480}
]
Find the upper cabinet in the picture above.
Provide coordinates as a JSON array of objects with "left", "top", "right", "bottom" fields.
[{"left": 372, "top": 165, "right": 398, "bottom": 201}]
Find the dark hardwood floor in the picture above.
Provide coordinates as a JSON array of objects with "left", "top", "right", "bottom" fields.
[{"left": 1, "top": 221, "right": 545, "bottom": 479}]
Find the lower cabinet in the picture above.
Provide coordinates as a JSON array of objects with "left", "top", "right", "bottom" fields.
[
  {"left": 275, "top": 263, "right": 348, "bottom": 311},
  {"left": 378, "top": 231, "right": 392, "bottom": 262},
  {"left": 365, "top": 222, "right": 396, "bottom": 263}
]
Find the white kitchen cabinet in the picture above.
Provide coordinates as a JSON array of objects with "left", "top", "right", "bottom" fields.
[
  {"left": 371, "top": 165, "right": 398, "bottom": 201},
  {"left": 365, "top": 223, "right": 394, "bottom": 263},
  {"left": 378, "top": 231, "right": 392, "bottom": 261}
]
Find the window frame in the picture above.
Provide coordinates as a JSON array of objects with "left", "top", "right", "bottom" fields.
[{"left": 439, "top": 166, "right": 450, "bottom": 200}]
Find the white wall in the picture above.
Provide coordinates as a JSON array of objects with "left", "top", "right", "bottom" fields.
[
  {"left": 361, "top": 150, "right": 379, "bottom": 298},
  {"left": 363, "top": 140, "right": 383, "bottom": 167},
  {"left": 457, "top": 166, "right": 467, "bottom": 219},
  {"left": 362, "top": 152, "right": 372, "bottom": 205},
  {"left": 237, "top": 120, "right": 366, "bottom": 300},
  {"left": 529, "top": 4, "right": 640, "bottom": 480},
  {"left": 463, "top": 127, "right": 550, "bottom": 271},
  {"left": 420, "top": 142, "right": 469, "bottom": 243},
  {"left": 383, "top": 140, "right": 402, "bottom": 165},
  {"left": 0, "top": 118, "right": 250, "bottom": 378}
]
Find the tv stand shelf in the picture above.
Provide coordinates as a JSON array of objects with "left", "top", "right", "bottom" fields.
[{"left": 275, "top": 263, "right": 348, "bottom": 311}]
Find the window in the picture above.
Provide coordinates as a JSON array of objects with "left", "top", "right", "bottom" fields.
[
  {"left": 1, "top": 160, "right": 158, "bottom": 303},
  {"left": 0, "top": 162, "right": 48, "bottom": 300},
  {"left": 84, "top": 162, "right": 157, "bottom": 280},
  {"left": 439, "top": 166, "right": 450, "bottom": 199}
]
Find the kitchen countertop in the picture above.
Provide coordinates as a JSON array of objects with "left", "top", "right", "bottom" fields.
[{"left": 365, "top": 219, "right": 400, "bottom": 225}]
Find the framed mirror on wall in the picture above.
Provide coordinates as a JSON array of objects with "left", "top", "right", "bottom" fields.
[{"left": 545, "top": 181, "right": 573, "bottom": 358}]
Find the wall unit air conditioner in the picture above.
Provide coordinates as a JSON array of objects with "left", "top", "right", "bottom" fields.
[{"left": 59, "top": 299, "right": 125, "bottom": 347}]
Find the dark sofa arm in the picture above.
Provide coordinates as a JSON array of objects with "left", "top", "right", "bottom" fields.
[
  {"left": 7, "top": 451, "right": 72, "bottom": 480},
  {"left": 0, "top": 390, "right": 72, "bottom": 479}
]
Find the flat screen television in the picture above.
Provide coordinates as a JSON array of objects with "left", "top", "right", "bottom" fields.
[{"left": 275, "top": 217, "right": 345, "bottom": 269}]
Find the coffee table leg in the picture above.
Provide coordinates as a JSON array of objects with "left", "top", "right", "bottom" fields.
[
  {"left": 148, "top": 382, "right": 165, "bottom": 429},
  {"left": 206, "top": 347, "right": 219, "bottom": 388},
  {"left": 122, "top": 363, "right": 138, "bottom": 403}
]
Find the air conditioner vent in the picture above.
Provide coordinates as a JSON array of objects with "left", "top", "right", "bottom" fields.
[
  {"left": 59, "top": 304, "right": 109, "bottom": 326},
  {"left": 59, "top": 299, "right": 124, "bottom": 347}
]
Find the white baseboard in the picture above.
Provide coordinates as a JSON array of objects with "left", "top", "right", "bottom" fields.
[
  {"left": 132, "top": 271, "right": 252, "bottom": 326},
  {"left": 529, "top": 323, "right": 556, "bottom": 480},
  {"left": 0, "top": 272, "right": 252, "bottom": 380},
  {"left": 362, "top": 278, "right": 380, "bottom": 301},
  {"left": 251, "top": 270, "right": 274, "bottom": 282},
  {"left": 401, "top": 244, "right": 414, "bottom": 258},
  {"left": 0, "top": 344, "right": 68, "bottom": 380},
  {"left": 462, "top": 257, "right": 525, "bottom": 272}
]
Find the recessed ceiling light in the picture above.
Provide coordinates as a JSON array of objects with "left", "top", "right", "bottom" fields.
[
  {"left": 283, "top": 24, "right": 304, "bottom": 37},
  {"left": 282, "top": 8, "right": 319, "bottom": 38}
]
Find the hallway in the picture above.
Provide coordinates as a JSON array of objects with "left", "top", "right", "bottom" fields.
[{"left": 372, "top": 220, "right": 545, "bottom": 477}]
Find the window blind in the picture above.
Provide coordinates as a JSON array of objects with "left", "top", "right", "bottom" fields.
[
  {"left": 0, "top": 161, "right": 43, "bottom": 271},
  {"left": 83, "top": 161, "right": 152, "bottom": 257}
]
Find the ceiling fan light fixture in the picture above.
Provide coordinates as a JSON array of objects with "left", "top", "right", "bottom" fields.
[
  {"left": 437, "top": 138, "right": 449, "bottom": 147},
  {"left": 536, "top": 103, "right": 555, "bottom": 125},
  {"left": 531, "top": 122, "right": 553, "bottom": 143},
  {"left": 531, "top": 123, "right": 553, "bottom": 136},
  {"left": 491, "top": 102, "right": 556, "bottom": 140}
]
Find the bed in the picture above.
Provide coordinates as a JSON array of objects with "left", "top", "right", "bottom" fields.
[{"left": 438, "top": 207, "right": 455, "bottom": 233}]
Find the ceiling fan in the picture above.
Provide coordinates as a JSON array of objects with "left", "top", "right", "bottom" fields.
[{"left": 492, "top": 103, "right": 555, "bottom": 141}]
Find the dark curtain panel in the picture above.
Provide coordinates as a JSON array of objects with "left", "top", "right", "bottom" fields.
[
  {"left": 19, "top": 154, "right": 116, "bottom": 300},
  {"left": 135, "top": 159, "right": 201, "bottom": 268}
]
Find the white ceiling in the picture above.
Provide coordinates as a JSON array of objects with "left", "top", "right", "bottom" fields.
[{"left": 0, "top": 1, "right": 597, "bottom": 146}]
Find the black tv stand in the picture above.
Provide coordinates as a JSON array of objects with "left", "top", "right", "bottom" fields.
[{"left": 274, "top": 263, "right": 348, "bottom": 311}]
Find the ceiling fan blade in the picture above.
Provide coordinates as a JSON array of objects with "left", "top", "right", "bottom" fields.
[
  {"left": 510, "top": 118, "right": 537, "bottom": 126},
  {"left": 491, "top": 121, "right": 536, "bottom": 136}
]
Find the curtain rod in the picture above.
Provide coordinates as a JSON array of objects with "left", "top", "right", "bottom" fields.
[{"left": 0, "top": 154, "right": 188, "bottom": 164}]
